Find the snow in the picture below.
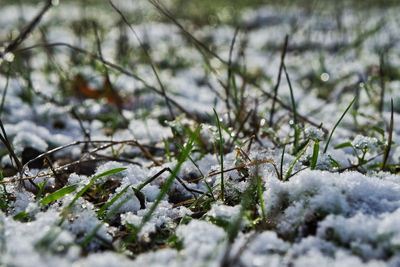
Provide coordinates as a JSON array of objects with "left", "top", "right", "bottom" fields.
[{"left": 176, "top": 220, "right": 226, "bottom": 263}]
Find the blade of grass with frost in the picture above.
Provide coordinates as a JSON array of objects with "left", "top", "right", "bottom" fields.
[
  {"left": 177, "top": 143, "right": 215, "bottom": 200},
  {"left": 310, "top": 140, "right": 319, "bottom": 170},
  {"left": 285, "top": 140, "right": 311, "bottom": 181},
  {"left": 219, "top": 121, "right": 242, "bottom": 147},
  {"left": 0, "top": 171, "right": 8, "bottom": 195},
  {"left": 40, "top": 184, "right": 77, "bottom": 205},
  {"left": 323, "top": 96, "right": 356, "bottom": 153},
  {"left": 129, "top": 126, "right": 199, "bottom": 240},
  {"left": 213, "top": 108, "right": 225, "bottom": 201},
  {"left": 36, "top": 178, "right": 49, "bottom": 201},
  {"left": 256, "top": 173, "right": 266, "bottom": 219},
  {"left": 282, "top": 63, "right": 299, "bottom": 154},
  {"left": 206, "top": 112, "right": 242, "bottom": 147},
  {"left": 163, "top": 138, "right": 172, "bottom": 162}
]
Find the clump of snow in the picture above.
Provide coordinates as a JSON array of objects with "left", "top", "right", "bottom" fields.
[
  {"left": 107, "top": 186, "right": 141, "bottom": 215},
  {"left": 12, "top": 190, "right": 36, "bottom": 215},
  {"left": 232, "top": 231, "right": 289, "bottom": 266},
  {"left": 207, "top": 201, "right": 241, "bottom": 222},
  {"left": 75, "top": 251, "right": 134, "bottom": 267},
  {"left": 12, "top": 132, "right": 48, "bottom": 154},
  {"left": 176, "top": 220, "right": 226, "bottom": 262},
  {"left": 1, "top": 210, "right": 79, "bottom": 267},
  {"left": 262, "top": 169, "right": 400, "bottom": 240},
  {"left": 61, "top": 197, "right": 111, "bottom": 250},
  {"left": 133, "top": 248, "right": 179, "bottom": 267},
  {"left": 317, "top": 208, "right": 400, "bottom": 261}
]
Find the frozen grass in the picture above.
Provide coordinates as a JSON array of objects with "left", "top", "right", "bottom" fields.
[{"left": 0, "top": 0, "right": 400, "bottom": 266}]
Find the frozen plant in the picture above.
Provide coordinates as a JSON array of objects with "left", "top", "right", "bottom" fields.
[
  {"left": 305, "top": 126, "right": 324, "bottom": 141},
  {"left": 351, "top": 135, "right": 379, "bottom": 151}
]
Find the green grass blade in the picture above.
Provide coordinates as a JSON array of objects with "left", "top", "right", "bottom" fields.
[
  {"left": 36, "top": 178, "right": 49, "bottom": 201},
  {"left": 256, "top": 173, "right": 266, "bottom": 219},
  {"left": 310, "top": 140, "right": 319, "bottom": 170},
  {"left": 323, "top": 96, "right": 356, "bottom": 153},
  {"left": 97, "top": 184, "right": 130, "bottom": 217},
  {"left": 219, "top": 121, "right": 242, "bottom": 147},
  {"left": 163, "top": 138, "right": 172, "bottom": 162},
  {"left": 285, "top": 140, "right": 311, "bottom": 181},
  {"left": 334, "top": 142, "right": 353, "bottom": 149},
  {"left": 41, "top": 184, "right": 77, "bottom": 205},
  {"left": 280, "top": 145, "right": 286, "bottom": 181},
  {"left": 213, "top": 108, "right": 225, "bottom": 201}
]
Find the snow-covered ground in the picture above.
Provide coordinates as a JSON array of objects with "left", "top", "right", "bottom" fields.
[{"left": 0, "top": 1, "right": 399, "bottom": 266}]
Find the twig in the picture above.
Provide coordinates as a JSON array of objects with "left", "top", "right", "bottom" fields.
[
  {"left": 381, "top": 99, "right": 394, "bottom": 170},
  {"left": 269, "top": 35, "right": 289, "bottom": 127},
  {"left": 226, "top": 27, "right": 240, "bottom": 125},
  {"left": 4, "top": 0, "right": 53, "bottom": 53},
  {"left": 21, "top": 139, "right": 157, "bottom": 174},
  {"left": 0, "top": 119, "right": 23, "bottom": 177}
]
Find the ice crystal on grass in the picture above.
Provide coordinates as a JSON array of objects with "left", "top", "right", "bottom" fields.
[
  {"left": 352, "top": 135, "right": 379, "bottom": 151},
  {"left": 305, "top": 127, "right": 324, "bottom": 141}
]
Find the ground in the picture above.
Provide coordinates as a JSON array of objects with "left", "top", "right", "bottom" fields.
[{"left": 0, "top": 0, "right": 399, "bottom": 266}]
